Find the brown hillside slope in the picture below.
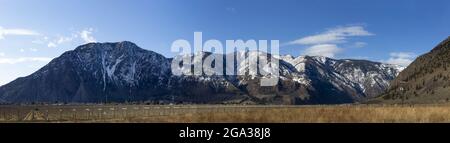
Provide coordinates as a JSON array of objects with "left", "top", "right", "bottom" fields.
[{"left": 381, "top": 36, "right": 450, "bottom": 104}]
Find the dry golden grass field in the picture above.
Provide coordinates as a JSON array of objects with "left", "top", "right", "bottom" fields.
[{"left": 2, "top": 104, "right": 450, "bottom": 123}]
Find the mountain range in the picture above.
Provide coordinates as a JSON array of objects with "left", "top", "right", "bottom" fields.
[{"left": 0, "top": 41, "right": 404, "bottom": 104}]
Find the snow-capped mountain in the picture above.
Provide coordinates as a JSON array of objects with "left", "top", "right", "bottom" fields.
[{"left": 0, "top": 41, "right": 403, "bottom": 104}]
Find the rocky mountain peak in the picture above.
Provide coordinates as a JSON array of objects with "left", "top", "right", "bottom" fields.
[{"left": 0, "top": 41, "right": 403, "bottom": 104}]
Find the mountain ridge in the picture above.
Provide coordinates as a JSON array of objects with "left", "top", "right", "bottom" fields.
[
  {"left": 380, "top": 36, "right": 450, "bottom": 104},
  {"left": 0, "top": 41, "right": 403, "bottom": 104}
]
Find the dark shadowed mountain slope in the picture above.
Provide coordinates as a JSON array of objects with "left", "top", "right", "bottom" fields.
[
  {"left": 0, "top": 41, "right": 403, "bottom": 104},
  {"left": 380, "top": 36, "right": 450, "bottom": 104},
  {"left": 0, "top": 42, "right": 172, "bottom": 103}
]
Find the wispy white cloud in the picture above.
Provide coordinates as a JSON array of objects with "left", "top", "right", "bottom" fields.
[
  {"left": 31, "top": 36, "right": 49, "bottom": 44},
  {"left": 0, "top": 52, "right": 5, "bottom": 57},
  {"left": 0, "top": 26, "right": 40, "bottom": 40},
  {"left": 303, "top": 44, "right": 342, "bottom": 58},
  {"left": 289, "top": 25, "right": 373, "bottom": 58},
  {"left": 385, "top": 52, "right": 415, "bottom": 66},
  {"left": 29, "top": 48, "right": 38, "bottom": 52},
  {"left": 57, "top": 35, "right": 76, "bottom": 44},
  {"left": 353, "top": 42, "right": 367, "bottom": 48},
  {"left": 46, "top": 34, "right": 77, "bottom": 48},
  {"left": 35, "top": 28, "right": 96, "bottom": 48},
  {"left": 288, "top": 26, "right": 373, "bottom": 45},
  {"left": 0, "top": 57, "right": 52, "bottom": 64},
  {"left": 47, "top": 42, "right": 57, "bottom": 48},
  {"left": 80, "top": 28, "right": 96, "bottom": 43}
]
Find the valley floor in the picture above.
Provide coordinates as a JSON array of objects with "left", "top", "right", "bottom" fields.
[{"left": 2, "top": 104, "right": 450, "bottom": 123}]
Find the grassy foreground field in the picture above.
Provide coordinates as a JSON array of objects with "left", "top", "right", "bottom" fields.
[{"left": 2, "top": 104, "right": 450, "bottom": 123}]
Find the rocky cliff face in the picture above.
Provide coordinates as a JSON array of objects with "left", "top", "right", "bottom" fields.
[{"left": 0, "top": 41, "right": 403, "bottom": 104}]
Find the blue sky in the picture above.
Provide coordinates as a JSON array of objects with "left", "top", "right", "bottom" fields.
[{"left": 0, "top": 0, "right": 449, "bottom": 85}]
